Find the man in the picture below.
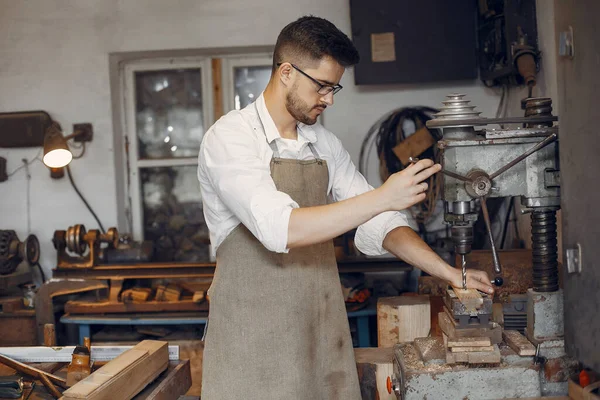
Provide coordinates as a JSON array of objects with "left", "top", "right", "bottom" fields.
[{"left": 197, "top": 15, "right": 494, "bottom": 399}]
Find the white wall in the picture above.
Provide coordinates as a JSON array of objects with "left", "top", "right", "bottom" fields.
[{"left": 0, "top": 0, "right": 505, "bottom": 278}]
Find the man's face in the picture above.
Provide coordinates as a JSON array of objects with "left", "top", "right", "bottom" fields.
[{"left": 285, "top": 57, "right": 345, "bottom": 125}]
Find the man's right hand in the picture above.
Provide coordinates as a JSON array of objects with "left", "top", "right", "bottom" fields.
[{"left": 378, "top": 159, "right": 441, "bottom": 212}]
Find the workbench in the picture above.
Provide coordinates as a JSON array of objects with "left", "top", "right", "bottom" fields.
[{"left": 61, "top": 307, "right": 377, "bottom": 347}]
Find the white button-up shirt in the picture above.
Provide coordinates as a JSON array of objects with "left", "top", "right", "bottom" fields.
[{"left": 197, "top": 93, "right": 411, "bottom": 256}]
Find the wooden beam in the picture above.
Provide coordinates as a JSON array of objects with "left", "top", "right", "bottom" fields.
[
  {"left": 135, "top": 360, "right": 192, "bottom": 400},
  {"left": 212, "top": 58, "right": 223, "bottom": 122},
  {"left": 62, "top": 340, "right": 168, "bottom": 400}
]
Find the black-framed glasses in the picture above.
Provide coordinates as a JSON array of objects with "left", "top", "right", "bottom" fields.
[{"left": 277, "top": 63, "right": 343, "bottom": 95}]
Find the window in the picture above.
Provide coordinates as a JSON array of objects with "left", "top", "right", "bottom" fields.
[{"left": 117, "top": 50, "right": 272, "bottom": 263}]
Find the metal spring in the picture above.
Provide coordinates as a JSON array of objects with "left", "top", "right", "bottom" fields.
[
  {"left": 525, "top": 98, "right": 553, "bottom": 128},
  {"left": 531, "top": 210, "right": 559, "bottom": 292}
]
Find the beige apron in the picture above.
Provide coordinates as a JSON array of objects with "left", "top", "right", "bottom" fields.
[{"left": 201, "top": 114, "right": 361, "bottom": 400}]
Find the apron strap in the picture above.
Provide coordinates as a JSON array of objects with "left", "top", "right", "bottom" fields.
[{"left": 256, "top": 102, "right": 322, "bottom": 160}]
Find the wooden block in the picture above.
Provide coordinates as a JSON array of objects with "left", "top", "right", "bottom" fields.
[
  {"left": 377, "top": 296, "right": 430, "bottom": 347},
  {"left": 447, "top": 337, "right": 491, "bottom": 347},
  {"left": 354, "top": 348, "right": 395, "bottom": 400},
  {"left": 451, "top": 345, "right": 495, "bottom": 353},
  {"left": 466, "top": 345, "right": 501, "bottom": 364},
  {"left": 155, "top": 285, "right": 181, "bottom": 302},
  {"left": 62, "top": 340, "right": 168, "bottom": 400},
  {"left": 453, "top": 288, "right": 483, "bottom": 311},
  {"left": 121, "top": 288, "right": 152, "bottom": 303},
  {"left": 503, "top": 330, "right": 536, "bottom": 356}
]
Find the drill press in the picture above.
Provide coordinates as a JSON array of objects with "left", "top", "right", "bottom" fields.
[
  {"left": 385, "top": 95, "right": 571, "bottom": 400},
  {"left": 430, "top": 94, "right": 560, "bottom": 292}
]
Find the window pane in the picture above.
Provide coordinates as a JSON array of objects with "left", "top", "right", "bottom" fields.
[
  {"left": 233, "top": 66, "right": 271, "bottom": 110},
  {"left": 140, "top": 165, "right": 209, "bottom": 262},
  {"left": 135, "top": 69, "right": 204, "bottom": 159}
]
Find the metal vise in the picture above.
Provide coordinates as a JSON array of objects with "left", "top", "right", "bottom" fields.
[{"left": 427, "top": 94, "right": 561, "bottom": 292}]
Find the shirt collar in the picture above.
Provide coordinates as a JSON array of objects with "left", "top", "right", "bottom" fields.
[{"left": 255, "top": 93, "right": 318, "bottom": 144}]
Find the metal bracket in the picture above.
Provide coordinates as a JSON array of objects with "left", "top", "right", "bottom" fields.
[{"left": 566, "top": 243, "right": 582, "bottom": 274}]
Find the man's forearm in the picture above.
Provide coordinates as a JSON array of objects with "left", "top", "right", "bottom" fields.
[
  {"left": 287, "top": 188, "right": 387, "bottom": 248},
  {"left": 382, "top": 226, "right": 456, "bottom": 283}
]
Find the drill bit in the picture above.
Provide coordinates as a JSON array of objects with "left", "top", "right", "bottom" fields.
[{"left": 461, "top": 254, "right": 467, "bottom": 290}]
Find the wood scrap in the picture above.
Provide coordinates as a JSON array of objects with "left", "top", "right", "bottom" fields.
[
  {"left": 503, "top": 330, "right": 536, "bottom": 356},
  {"left": 121, "top": 288, "right": 152, "bottom": 303},
  {"left": 155, "top": 285, "right": 181, "bottom": 302},
  {"left": 61, "top": 340, "right": 168, "bottom": 400}
]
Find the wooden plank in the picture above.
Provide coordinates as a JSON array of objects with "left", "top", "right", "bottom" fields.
[
  {"left": 377, "top": 295, "right": 430, "bottom": 347},
  {"left": 503, "top": 330, "right": 536, "bottom": 356},
  {"left": 451, "top": 345, "right": 495, "bottom": 353},
  {"left": 65, "top": 299, "right": 209, "bottom": 314},
  {"left": 354, "top": 348, "right": 395, "bottom": 400},
  {"left": 134, "top": 360, "right": 192, "bottom": 400},
  {"left": 447, "top": 337, "right": 491, "bottom": 347},
  {"left": 212, "top": 58, "right": 223, "bottom": 122},
  {"left": 62, "top": 340, "right": 169, "bottom": 400}
]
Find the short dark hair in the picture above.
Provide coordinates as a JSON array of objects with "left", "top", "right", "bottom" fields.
[{"left": 273, "top": 16, "right": 360, "bottom": 71}]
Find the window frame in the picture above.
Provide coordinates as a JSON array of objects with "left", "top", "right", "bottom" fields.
[{"left": 122, "top": 57, "right": 213, "bottom": 241}]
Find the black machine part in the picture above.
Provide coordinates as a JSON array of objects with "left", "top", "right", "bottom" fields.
[
  {"left": 0, "top": 376, "right": 24, "bottom": 399},
  {"left": 0, "top": 231, "right": 40, "bottom": 275}
]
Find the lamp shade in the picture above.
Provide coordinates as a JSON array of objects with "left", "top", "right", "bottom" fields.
[{"left": 43, "top": 123, "right": 73, "bottom": 168}]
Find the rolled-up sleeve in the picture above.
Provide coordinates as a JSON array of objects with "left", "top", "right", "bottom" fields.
[
  {"left": 201, "top": 116, "right": 298, "bottom": 253},
  {"left": 326, "top": 133, "right": 412, "bottom": 256}
]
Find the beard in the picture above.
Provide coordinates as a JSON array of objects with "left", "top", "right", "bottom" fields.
[{"left": 285, "top": 84, "right": 325, "bottom": 125}]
